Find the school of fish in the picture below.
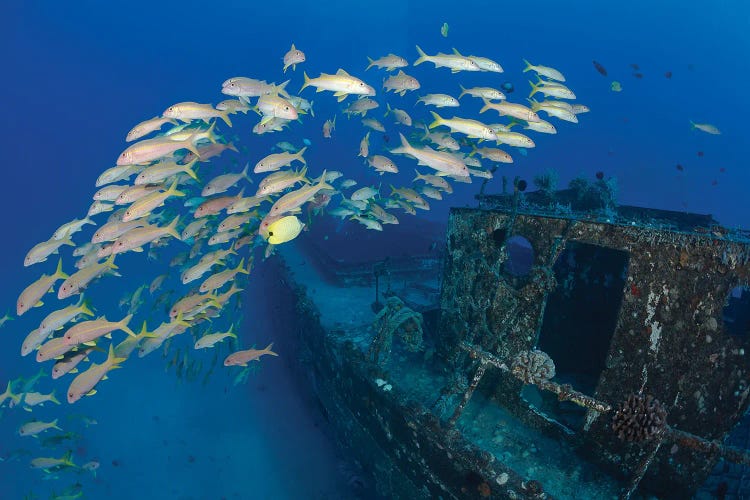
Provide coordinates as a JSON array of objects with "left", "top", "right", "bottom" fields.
[{"left": 2, "top": 43, "right": 587, "bottom": 494}]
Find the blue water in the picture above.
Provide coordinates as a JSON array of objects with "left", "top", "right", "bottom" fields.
[{"left": 1, "top": 1, "right": 749, "bottom": 498}]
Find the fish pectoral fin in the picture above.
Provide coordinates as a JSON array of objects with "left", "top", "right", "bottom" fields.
[
  {"left": 83, "top": 341, "right": 97, "bottom": 346},
  {"left": 86, "top": 390, "right": 97, "bottom": 397},
  {"left": 104, "top": 333, "right": 112, "bottom": 339},
  {"left": 336, "top": 94, "right": 347, "bottom": 102},
  {"left": 259, "top": 115, "right": 274, "bottom": 126},
  {"left": 69, "top": 368, "right": 79, "bottom": 374},
  {"left": 36, "top": 300, "right": 44, "bottom": 307},
  {"left": 131, "top": 247, "right": 144, "bottom": 253}
]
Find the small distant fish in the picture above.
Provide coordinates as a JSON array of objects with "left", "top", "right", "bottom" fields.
[
  {"left": 366, "top": 54, "right": 408, "bottom": 71},
  {"left": 633, "top": 72, "right": 643, "bottom": 79},
  {"left": 282, "top": 43, "right": 305, "bottom": 73},
  {"left": 414, "top": 46, "right": 479, "bottom": 73},
  {"left": 441, "top": 22, "right": 449, "bottom": 37},
  {"left": 224, "top": 343, "right": 278, "bottom": 366},
  {"left": 82, "top": 460, "right": 100, "bottom": 476},
  {"left": 19, "top": 419, "right": 61, "bottom": 437},
  {"left": 630, "top": 63, "right": 640, "bottom": 70},
  {"left": 417, "top": 94, "right": 459, "bottom": 108},
  {"left": 697, "top": 151, "right": 704, "bottom": 157},
  {"left": 383, "top": 70, "right": 420, "bottom": 96},
  {"left": 30, "top": 450, "right": 76, "bottom": 470},
  {"left": 195, "top": 328, "right": 238, "bottom": 349},
  {"left": 274, "top": 141, "right": 298, "bottom": 153},
  {"left": 676, "top": 164, "right": 684, "bottom": 171},
  {"left": 595, "top": 171, "right": 604, "bottom": 180},
  {"left": 664, "top": 71, "right": 672, "bottom": 79},
  {"left": 592, "top": 60, "right": 607, "bottom": 76},
  {"left": 690, "top": 121, "right": 721, "bottom": 135},
  {"left": 322, "top": 116, "right": 336, "bottom": 138},
  {"left": 523, "top": 59, "right": 565, "bottom": 82}
]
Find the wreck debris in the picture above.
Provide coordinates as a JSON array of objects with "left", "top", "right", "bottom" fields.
[
  {"left": 447, "top": 359, "right": 490, "bottom": 427},
  {"left": 368, "top": 296, "right": 424, "bottom": 365}
]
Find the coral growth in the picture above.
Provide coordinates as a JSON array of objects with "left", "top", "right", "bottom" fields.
[
  {"left": 511, "top": 349, "right": 556, "bottom": 384},
  {"left": 612, "top": 393, "right": 667, "bottom": 442}
]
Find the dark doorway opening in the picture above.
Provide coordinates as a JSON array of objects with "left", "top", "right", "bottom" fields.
[
  {"left": 723, "top": 286, "right": 750, "bottom": 338},
  {"left": 524, "top": 241, "right": 629, "bottom": 429}
]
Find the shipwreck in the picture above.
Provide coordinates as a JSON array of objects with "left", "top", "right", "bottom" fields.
[{"left": 267, "top": 177, "right": 750, "bottom": 499}]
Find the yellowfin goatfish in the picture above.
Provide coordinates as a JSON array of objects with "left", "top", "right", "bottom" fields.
[
  {"left": 344, "top": 97, "right": 380, "bottom": 116},
  {"left": 24, "top": 238, "right": 74, "bottom": 267},
  {"left": 417, "top": 94, "right": 460, "bottom": 107},
  {"left": 383, "top": 70, "right": 421, "bottom": 96},
  {"left": 690, "top": 121, "right": 721, "bottom": 135},
  {"left": 19, "top": 419, "right": 61, "bottom": 437},
  {"left": 366, "top": 54, "right": 408, "bottom": 71},
  {"left": 126, "top": 116, "right": 178, "bottom": 142},
  {"left": 480, "top": 99, "right": 540, "bottom": 123},
  {"left": 117, "top": 136, "right": 200, "bottom": 166},
  {"left": 63, "top": 314, "right": 136, "bottom": 346},
  {"left": 254, "top": 147, "right": 307, "bottom": 174},
  {"left": 67, "top": 344, "right": 126, "bottom": 403},
  {"left": 202, "top": 164, "right": 252, "bottom": 197},
  {"left": 162, "top": 101, "right": 232, "bottom": 127},
  {"left": 17, "top": 259, "right": 68, "bottom": 316},
  {"left": 122, "top": 180, "right": 185, "bottom": 222},
  {"left": 221, "top": 77, "right": 290, "bottom": 99},
  {"left": 391, "top": 133, "right": 469, "bottom": 178},
  {"left": 523, "top": 59, "right": 566, "bottom": 82},
  {"left": 52, "top": 347, "right": 97, "bottom": 379},
  {"left": 256, "top": 94, "right": 299, "bottom": 125},
  {"left": 300, "top": 69, "right": 376, "bottom": 102},
  {"left": 428, "top": 112, "right": 497, "bottom": 141},
  {"left": 224, "top": 343, "right": 278, "bottom": 366},
  {"left": 30, "top": 451, "right": 75, "bottom": 470},
  {"left": 283, "top": 43, "right": 305, "bottom": 73},
  {"left": 57, "top": 255, "right": 118, "bottom": 300},
  {"left": 414, "top": 45, "right": 480, "bottom": 72},
  {"left": 111, "top": 217, "right": 181, "bottom": 255},
  {"left": 195, "top": 328, "right": 238, "bottom": 349}
]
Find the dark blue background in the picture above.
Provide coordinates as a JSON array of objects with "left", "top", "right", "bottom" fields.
[{"left": 1, "top": 0, "right": 748, "bottom": 497}]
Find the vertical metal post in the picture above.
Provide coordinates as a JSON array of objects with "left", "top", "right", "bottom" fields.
[{"left": 448, "top": 360, "right": 489, "bottom": 427}]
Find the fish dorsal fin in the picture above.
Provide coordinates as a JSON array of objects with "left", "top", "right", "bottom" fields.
[
  {"left": 397, "top": 70, "right": 405, "bottom": 76},
  {"left": 452, "top": 48, "right": 463, "bottom": 56},
  {"left": 336, "top": 68, "right": 350, "bottom": 76}
]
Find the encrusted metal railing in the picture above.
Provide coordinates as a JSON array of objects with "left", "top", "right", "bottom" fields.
[{"left": 448, "top": 341, "right": 750, "bottom": 500}]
